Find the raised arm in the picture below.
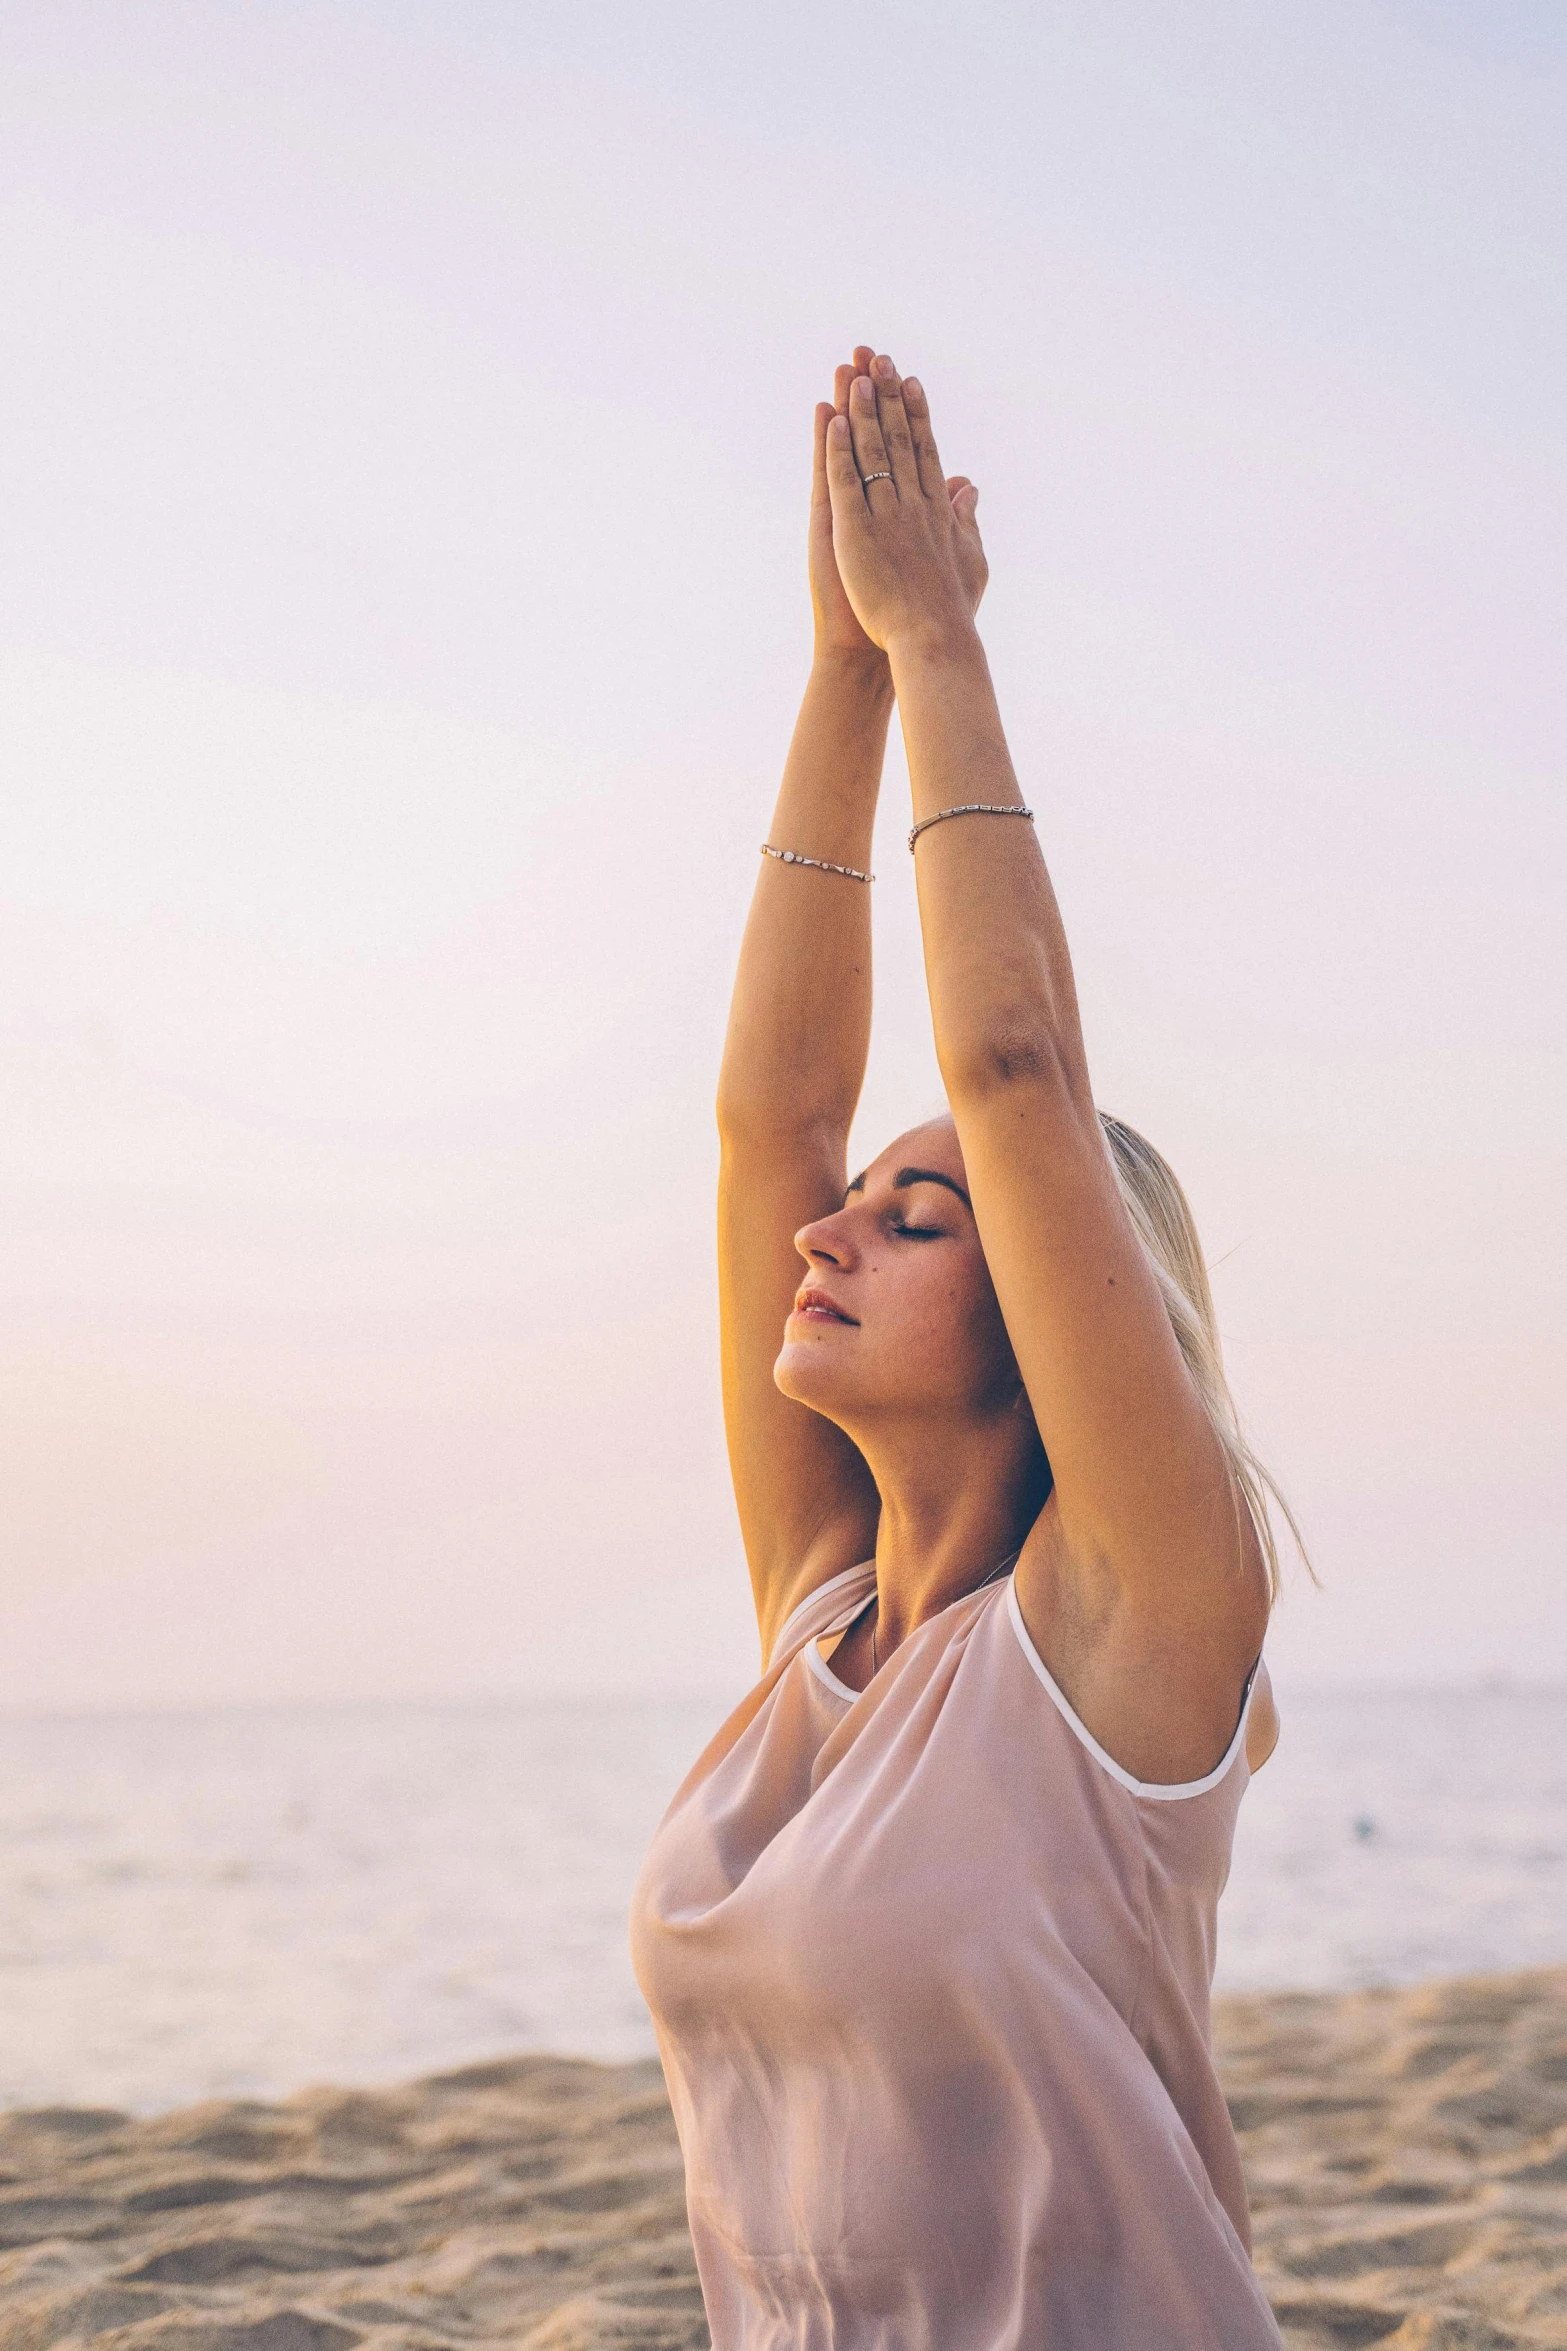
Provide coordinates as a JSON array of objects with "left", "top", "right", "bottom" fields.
[
  {"left": 823, "top": 356, "right": 1269, "bottom": 1782},
  {"left": 717, "top": 360, "right": 892, "bottom": 1662}
]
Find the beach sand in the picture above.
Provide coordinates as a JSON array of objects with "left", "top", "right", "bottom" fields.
[{"left": 2, "top": 1969, "right": 1563, "bottom": 2350}]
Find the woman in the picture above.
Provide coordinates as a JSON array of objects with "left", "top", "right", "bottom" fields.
[{"left": 630, "top": 348, "right": 1291, "bottom": 2348}]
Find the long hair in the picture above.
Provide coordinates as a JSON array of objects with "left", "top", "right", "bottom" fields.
[{"left": 1098, "top": 1111, "right": 1308, "bottom": 1606}]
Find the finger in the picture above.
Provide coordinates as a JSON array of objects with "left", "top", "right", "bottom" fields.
[
  {"left": 812, "top": 402, "right": 833, "bottom": 514},
  {"left": 836, "top": 349, "right": 874, "bottom": 420},
  {"left": 825, "top": 407, "right": 871, "bottom": 522},
  {"left": 848, "top": 370, "right": 895, "bottom": 500},
  {"left": 946, "top": 474, "right": 979, "bottom": 522},
  {"left": 870, "top": 353, "right": 921, "bottom": 499},
  {"left": 952, "top": 488, "right": 982, "bottom": 569},
  {"left": 902, "top": 374, "right": 945, "bottom": 498}
]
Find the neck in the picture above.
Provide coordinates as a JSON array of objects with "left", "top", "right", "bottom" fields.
[{"left": 847, "top": 1403, "right": 1049, "bottom": 1649}]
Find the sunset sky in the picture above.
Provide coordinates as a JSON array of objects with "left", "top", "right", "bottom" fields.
[{"left": 2, "top": 1, "right": 1563, "bottom": 1706}]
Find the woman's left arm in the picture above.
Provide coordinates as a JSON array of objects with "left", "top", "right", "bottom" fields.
[{"left": 825, "top": 357, "right": 1268, "bottom": 1784}]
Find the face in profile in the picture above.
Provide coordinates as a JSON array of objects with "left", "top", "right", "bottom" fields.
[{"left": 774, "top": 1116, "right": 1026, "bottom": 1433}]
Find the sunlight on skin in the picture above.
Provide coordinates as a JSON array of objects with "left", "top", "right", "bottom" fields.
[{"left": 721, "top": 351, "right": 1271, "bottom": 1787}]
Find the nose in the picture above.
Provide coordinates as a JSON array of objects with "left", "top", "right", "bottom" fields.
[{"left": 794, "top": 1206, "right": 856, "bottom": 1268}]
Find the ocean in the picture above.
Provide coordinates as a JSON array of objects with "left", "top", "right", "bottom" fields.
[{"left": 3, "top": 1685, "right": 1564, "bottom": 2116}]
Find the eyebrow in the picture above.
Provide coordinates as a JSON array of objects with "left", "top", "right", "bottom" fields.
[{"left": 844, "top": 1165, "right": 972, "bottom": 1210}]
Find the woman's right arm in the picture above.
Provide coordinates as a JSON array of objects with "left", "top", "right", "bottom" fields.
[{"left": 718, "top": 373, "right": 890, "bottom": 1662}]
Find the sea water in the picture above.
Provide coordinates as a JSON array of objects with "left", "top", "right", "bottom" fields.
[{"left": 2, "top": 1686, "right": 1564, "bottom": 2115}]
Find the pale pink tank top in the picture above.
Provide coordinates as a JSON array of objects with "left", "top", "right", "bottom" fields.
[{"left": 630, "top": 1564, "right": 1282, "bottom": 2349}]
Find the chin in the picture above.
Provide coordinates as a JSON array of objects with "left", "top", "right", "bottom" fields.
[{"left": 773, "top": 1338, "right": 859, "bottom": 1417}]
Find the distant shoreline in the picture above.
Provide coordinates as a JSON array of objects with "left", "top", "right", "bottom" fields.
[
  {"left": 7, "top": 1690, "right": 1567, "bottom": 2118},
  {"left": 5, "top": 1676, "right": 1567, "bottom": 1721},
  {"left": 2, "top": 1969, "right": 1563, "bottom": 2350}
]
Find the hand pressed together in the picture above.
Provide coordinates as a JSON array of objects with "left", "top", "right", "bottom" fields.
[
  {"left": 823, "top": 353, "right": 988, "bottom": 656},
  {"left": 810, "top": 350, "right": 986, "bottom": 662}
]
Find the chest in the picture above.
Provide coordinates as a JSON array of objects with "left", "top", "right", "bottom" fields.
[{"left": 632, "top": 1628, "right": 1154, "bottom": 2046}]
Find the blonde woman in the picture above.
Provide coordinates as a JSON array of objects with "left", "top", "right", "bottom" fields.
[{"left": 631, "top": 348, "right": 1288, "bottom": 2347}]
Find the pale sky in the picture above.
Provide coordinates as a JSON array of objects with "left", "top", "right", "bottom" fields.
[{"left": 2, "top": 1, "right": 1563, "bottom": 1706}]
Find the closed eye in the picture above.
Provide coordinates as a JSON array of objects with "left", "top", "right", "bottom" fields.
[{"left": 891, "top": 1220, "right": 945, "bottom": 1240}]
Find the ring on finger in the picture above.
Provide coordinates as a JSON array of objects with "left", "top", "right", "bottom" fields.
[{"left": 862, "top": 470, "right": 893, "bottom": 487}]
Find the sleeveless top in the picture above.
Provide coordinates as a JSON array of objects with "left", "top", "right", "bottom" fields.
[{"left": 629, "top": 1563, "right": 1283, "bottom": 2351}]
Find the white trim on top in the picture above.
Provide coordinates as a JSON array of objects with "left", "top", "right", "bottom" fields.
[
  {"left": 1005, "top": 1579, "right": 1255, "bottom": 1803},
  {"left": 768, "top": 1561, "right": 876, "bottom": 1669},
  {"left": 803, "top": 1640, "right": 859, "bottom": 1703}
]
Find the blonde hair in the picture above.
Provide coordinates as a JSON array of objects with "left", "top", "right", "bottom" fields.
[{"left": 1098, "top": 1111, "right": 1307, "bottom": 1606}]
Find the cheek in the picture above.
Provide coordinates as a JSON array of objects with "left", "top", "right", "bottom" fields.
[{"left": 870, "top": 1248, "right": 997, "bottom": 1369}]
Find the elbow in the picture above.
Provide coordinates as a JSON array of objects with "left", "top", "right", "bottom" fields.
[{"left": 937, "top": 1016, "right": 1087, "bottom": 1112}]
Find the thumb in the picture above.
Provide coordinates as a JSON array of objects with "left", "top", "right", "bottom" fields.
[{"left": 947, "top": 475, "right": 980, "bottom": 525}]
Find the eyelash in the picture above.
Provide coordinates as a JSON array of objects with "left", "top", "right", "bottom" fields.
[{"left": 891, "top": 1220, "right": 944, "bottom": 1240}]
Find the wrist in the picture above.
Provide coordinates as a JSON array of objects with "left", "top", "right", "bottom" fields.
[
  {"left": 810, "top": 640, "right": 895, "bottom": 699},
  {"left": 885, "top": 614, "right": 987, "bottom": 674}
]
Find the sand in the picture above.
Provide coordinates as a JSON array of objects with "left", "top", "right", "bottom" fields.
[{"left": 2, "top": 1969, "right": 1563, "bottom": 2350}]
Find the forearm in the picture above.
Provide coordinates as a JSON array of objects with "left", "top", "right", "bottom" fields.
[
  {"left": 889, "top": 624, "right": 1091, "bottom": 1108},
  {"left": 716, "top": 648, "right": 895, "bottom": 1139}
]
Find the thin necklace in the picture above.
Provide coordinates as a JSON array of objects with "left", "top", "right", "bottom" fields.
[{"left": 869, "top": 1546, "right": 1021, "bottom": 1678}]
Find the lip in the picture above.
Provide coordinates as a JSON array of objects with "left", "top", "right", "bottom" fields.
[{"left": 791, "top": 1286, "right": 858, "bottom": 1326}]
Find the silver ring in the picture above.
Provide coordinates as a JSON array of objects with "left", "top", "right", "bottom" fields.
[{"left": 861, "top": 470, "right": 893, "bottom": 487}]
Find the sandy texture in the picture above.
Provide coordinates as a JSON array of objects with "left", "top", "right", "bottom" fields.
[
  {"left": 2, "top": 1970, "right": 1564, "bottom": 2349},
  {"left": 1231, "top": 1969, "right": 1567, "bottom": 2347}
]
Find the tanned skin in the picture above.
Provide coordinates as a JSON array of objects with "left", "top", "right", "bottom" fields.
[{"left": 717, "top": 349, "right": 1276, "bottom": 1785}]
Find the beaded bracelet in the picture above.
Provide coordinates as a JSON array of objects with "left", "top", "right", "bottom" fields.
[
  {"left": 908, "top": 802, "right": 1035, "bottom": 851},
  {"left": 761, "top": 843, "right": 875, "bottom": 884}
]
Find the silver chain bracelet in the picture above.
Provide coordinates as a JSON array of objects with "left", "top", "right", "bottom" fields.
[
  {"left": 908, "top": 802, "right": 1035, "bottom": 851},
  {"left": 761, "top": 843, "right": 875, "bottom": 884}
]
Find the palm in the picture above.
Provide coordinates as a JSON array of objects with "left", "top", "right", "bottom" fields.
[{"left": 810, "top": 465, "right": 876, "bottom": 654}]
